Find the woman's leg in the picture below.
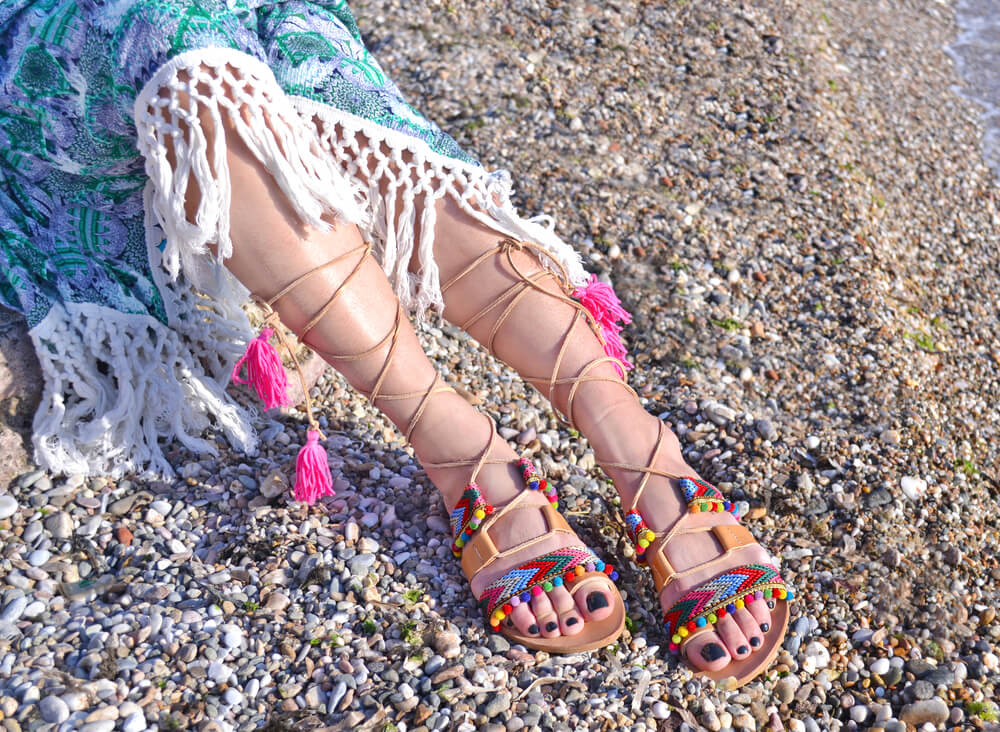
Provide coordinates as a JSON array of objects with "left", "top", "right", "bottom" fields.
[
  {"left": 161, "top": 84, "right": 618, "bottom": 639},
  {"left": 423, "top": 195, "right": 778, "bottom": 672}
]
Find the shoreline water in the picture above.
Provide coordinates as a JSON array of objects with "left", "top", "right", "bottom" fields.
[{"left": 946, "top": 0, "right": 1000, "bottom": 179}]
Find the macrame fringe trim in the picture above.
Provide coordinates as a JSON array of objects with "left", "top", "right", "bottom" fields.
[
  {"left": 133, "top": 48, "right": 368, "bottom": 293},
  {"left": 29, "top": 301, "right": 258, "bottom": 478},
  {"left": 296, "top": 99, "right": 590, "bottom": 321}
]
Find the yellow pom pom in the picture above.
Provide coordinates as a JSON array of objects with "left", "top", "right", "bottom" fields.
[
  {"left": 707, "top": 613, "right": 717, "bottom": 624},
  {"left": 494, "top": 610, "right": 505, "bottom": 622},
  {"left": 671, "top": 634, "right": 682, "bottom": 644},
  {"left": 638, "top": 538, "right": 650, "bottom": 549},
  {"left": 474, "top": 508, "right": 486, "bottom": 520},
  {"left": 678, "top": 626, "right": 689, "bottom": 638},
  {"left": 735, "top": 598, "right": 745, "bottom": 609}
]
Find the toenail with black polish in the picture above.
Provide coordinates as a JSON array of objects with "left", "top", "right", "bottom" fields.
[
  {"left": 528, "top": 624, "right": 539, "bottom": 635},
  {"left": 587, "top": 593, "right": 609, "bottom": 611},
  {"left": 737, "top": 645, "right": 748, "bottom": 655},
  {"left": 701, "top": 643, "right": 726, "bottom": 661},
  {"left": 760, "top": 622, "right": 770, "bottom": 632},
  {"left": 750, "top": 636, "right": 761, "bottom": 647},
  {"left": 545, "top": 621, "right": 558, "bottom": 632},
  {"left": 566, "top": 617, "right": 579, "bottom": 626},
  {"left": 767, "top": 600, "right": 776, "bottom": 609}
]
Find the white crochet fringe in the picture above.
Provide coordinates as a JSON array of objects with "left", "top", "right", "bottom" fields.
[
  {"left": 29, "top": 47, "right": 592, "bottom": 477},
  {"left": 299, "top": 98, "right": 589, "bottom": 319},
  {"left": 133, "top": 49, "right": 368, "bottom": 293}
]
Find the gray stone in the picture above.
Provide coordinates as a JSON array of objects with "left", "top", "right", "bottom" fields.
[
  {"left": 39, "top": 695, "right": 70, "bottom": 724},
  {"left": 484, "top": 691, "right": 512, "bottom": 718},
  {"left": 348, "top": 553, "right": 376, "bottom": 576},
  {"left": 899, "top": 698, "right": 949, "bottom": 727},
  {"left": 44, "top": 511, "right": 72, "bottom": 539}
]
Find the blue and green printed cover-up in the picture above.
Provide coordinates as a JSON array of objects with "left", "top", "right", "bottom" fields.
[{"left": 0, "top": 0, "right": 587, "bottom": 477}]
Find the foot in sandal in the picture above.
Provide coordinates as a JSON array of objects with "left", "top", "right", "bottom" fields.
[
  {"left": 431, "top": 233, "right": 792, "bottom": 683},
  {"left": 233, "top": 239, "right": 624, "bottom": 652}
]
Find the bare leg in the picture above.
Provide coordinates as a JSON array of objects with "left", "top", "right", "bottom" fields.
[
  {"left": 424, "top": 195, "right": 778, "bottom": 672},
  {"left": 156, "top": 78, "right": 619, "bottom": 640}
]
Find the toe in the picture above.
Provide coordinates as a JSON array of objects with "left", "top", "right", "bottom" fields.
[
  {"left": 510, "top": 601, "right": 539, "bottom": 637},
  {"left": 574, "top": 579, "right": 615, "bottom": 622},
  {"left": 548, "top": 586, "right": 584, "bottom": 636},
  {"left": 733, "top": 607, "right": 764, "bottom": 651},
  {"left": 684, "top": 631, "right": 731, "bottom": 672},
  {"left": 715, "top": 613, "right": 752, "bottom": 660},
  {"left": 529, "top": 588, "right": 561, "bottom": 637},
  {"left": 747, "top": 595, "right": 772, "bottom": 634}
]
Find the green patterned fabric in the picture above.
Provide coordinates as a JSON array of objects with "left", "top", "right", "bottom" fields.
[{"left": 0, "top": 0, "right": 474, "bottom": 330}]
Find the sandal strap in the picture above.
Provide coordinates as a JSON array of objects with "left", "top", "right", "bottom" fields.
[
  {"left": 663, "top": 563, "right": 793, "bottom": 653},
  {"left": 478, "top": 545, "right": 616, "bottom": 620},
  {"left": 440, "top": 237, "right": 637, "bottom": 431}
]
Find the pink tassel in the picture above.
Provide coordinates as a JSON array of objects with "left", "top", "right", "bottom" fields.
[
  {"left": 232, "top": 329, "right": 292, "bottom": 410},
  {"left": 573, "top": 275, "right": 634, "bottom": 374},
  {"left": 295, "top": 429, "right": 334, "bottom": 505}
]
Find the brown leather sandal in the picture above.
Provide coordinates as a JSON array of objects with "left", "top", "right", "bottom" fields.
[
  {"left": 237, "top": 241, "right": 624, "bottom": 653},
  {"left": 424, "top": 421, "right": 625, "bottom": 653},
  {"left": 440, "top": 237, "right": 794, "bottom": 684}
]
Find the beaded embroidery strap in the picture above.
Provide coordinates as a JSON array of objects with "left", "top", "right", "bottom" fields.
[
  {"left": 450, "top": 485, "right": 494, "bottom": 557},
  {"left": 479, "top": 545, "right": 619, "bottom": 628},
  {"left": 663, "top": 563, "right": 793, "bottom": 654}
]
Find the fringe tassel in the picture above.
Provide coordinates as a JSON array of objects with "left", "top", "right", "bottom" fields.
[
  {"left": 231, "top": 329, "right": 292, "bottom": 410},
  {"left": 295, "top": 429, "right": 334, "bottom": 504},
  {"left": 133, "top": 49, "right": 367, "bottom": 294},
  {"left": 573, "top": 275, "right": 634, "bottom": 375}
]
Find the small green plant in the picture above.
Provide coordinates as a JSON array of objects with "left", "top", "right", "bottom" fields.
[
  {"left": 827, "top": 79, "right": 838, "bottom": 91},
  {"left": 361, "top": 617, "right": 378, "bottom": 635},
  {"left": 679, "top": 357, "right": 698, "bottom": 370},
  {"left": 873, "top": 194, "right": 886, "bottom": 208},
  {"left": 243, "top": 601, "right": 259, "bottom": 613},
  {"left": 955, "top": 458, "right": 979, "bottom": 477},
  {"left": 832, "top": 256, "right": 845, "bottom": 265},
  {"left": 403, "top": 588, "right": 422, "bottom": 605},
  {"left": 381, "top": 722, "right": 399, "bottom": 732},
  {"left": 624, "top": 614, "right": 642, "bottom": 633},
  {"left": 925, "top": 639, "right": 945, "bottom": 662},
  {"left": 967, "top": 701, "right": 999, "bottom": 722},
  {"left": 401, "top": 620, "right": 421, "bottom": 645},
  {"left": 310, "top": 637, "right": 322, "bottom": 646},
  {"left": 463, "top": 119, "right": 485, "bottom": 132},
  {"left": 793, "top": 230, "right": 805, "bottom": 240},
  {"left": 906, "top": 331, "right": 936, "bottom": 352},
  {"left": 906, "top": 306, "right": 921, "bottom": 315},
  {"left": 669, "top": 259, "right": 688, "bottom": 271},
  {"left": 711, "top": 317, "right": 741, "bottom": 332},
  {"left": 930, "top": 316, "right": 947, "bottom": 330},
  {"left": 38, "top": 507, "right": 50, "bottom": 516}
]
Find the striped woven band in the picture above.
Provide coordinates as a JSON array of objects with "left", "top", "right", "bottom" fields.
[
  {"left": 663, "top": 563, "right": 790, "bottom": 639},
  {"left": 478, "top": 545, "right": 599, "bottom": 616},
  {"left": 680, "top": 476, "right": 738, "bottom": 516}
]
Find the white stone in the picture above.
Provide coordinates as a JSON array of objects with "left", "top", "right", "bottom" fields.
[
  {"left": 121, "top": 711, "right": 147, "bottom": 732},
  {"left": 870, "top": 657, "right": 890, "bottom": 675},
  {"left": 900, "top": 476, "right": 927, "bottom": 501},
  {"left": 222, "top": 625, "right": 243, "bottom": 648},
  {"left": 222, "top": 688, "right": 243, "bottom": 706},
  {"left": 0, "top": 494, "right": 18, "bottom": 519},
  {"left": 22, "top": 600, "right": 45, "bottom": 619},
  {"left": 40, "top": 695, "right": 70, "bottom": 724},
  {"left": 651, "top": 701, "right": 670, "bottom": 720},
  {"left": 208, "top": 661, "right": 232, "bottom": 683}
]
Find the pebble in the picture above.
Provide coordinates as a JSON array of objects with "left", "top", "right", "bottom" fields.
[
  {"left": 0, "top": 495, "right": 16, "bottom": 519},
  {"left": 900, "top": 476, "right": 927, "bottom": 501},
  {"left": 39, "top": 696, "right": 69, "bottom": 724},
  {"left": 899, "top": 698, "right": 949, "bottom": 727},
  {"left": 43, "top": 511, "right": 72, "bottom": 539},
  {"left": 26, "top": 549, "right": 50, "bottom": 567},
  {"left": 432, "top": 631, "right": 461, "bottom": 659},
  {"left": 870, "top": 658, "right": 891, "bottom": 675}
]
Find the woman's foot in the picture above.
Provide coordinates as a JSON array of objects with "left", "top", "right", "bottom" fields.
[
  {"left": 593, "top": 407, "right": 779, "bottom": 674},
  {"left": 415, "top": 409, "right": 620, "bottom": 641}
]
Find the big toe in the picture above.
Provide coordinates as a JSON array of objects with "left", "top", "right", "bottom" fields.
[
  {"left": 685, "top": 631, "right": 732, "bottom": 672},
  {"left": 575, "top": 579, "right": 616, "bottom": 622}
]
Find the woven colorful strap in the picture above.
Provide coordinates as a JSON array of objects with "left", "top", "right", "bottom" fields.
[
  {"left": 479, "top": 545, "right": 618, "bottom": 625},
  {"left": 680, "top": 477, "right": 740, "bottom": 517},
  {"left": 663, "top": 563, "right": 793, "bottom": 653},
  {"left": 450, "top": 484, "right": 494, "bottom": 557}
]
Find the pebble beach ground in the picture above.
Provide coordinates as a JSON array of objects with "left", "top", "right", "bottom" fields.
[{"left": 2, "top": 0, "right": 1000, "bottom": 731}]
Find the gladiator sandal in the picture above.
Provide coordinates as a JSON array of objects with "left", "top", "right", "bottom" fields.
[
  {"left": 232, "top": 241, "right": 454, "bottom": 502},
  {"left": 601, "top": 421, "right": 793, "bottom": 687},
  {"left": 440, "top": 238, "right": 793, "bottom": 684},
  {"left": 425, "top": 421, "right": 626, "bottom": 653},
  {"left": 232, "top": 241, "right": 625, "bottom": 653}
]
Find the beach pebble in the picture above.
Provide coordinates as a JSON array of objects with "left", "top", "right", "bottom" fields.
[
  {"left": 40, "top": 695, "right": 70, "bottom": 724},
  {"left": 899, "top": 698, "right": 949, "bottom": 727},
  {"left": 0, "top": 495, "right": 18, "bottom": 519}
]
